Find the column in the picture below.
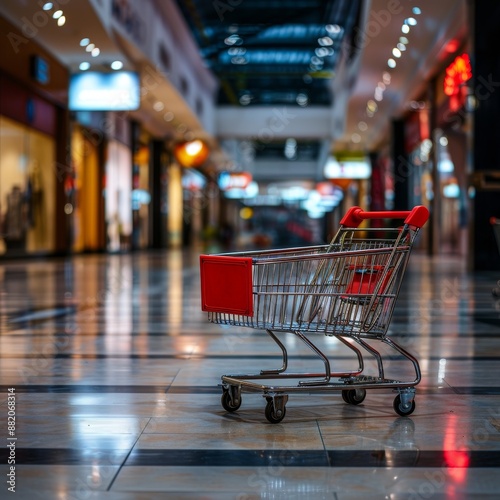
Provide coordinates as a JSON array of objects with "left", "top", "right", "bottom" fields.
[{"left": 469, "top": 0, "right": 500, "bottom": 270}]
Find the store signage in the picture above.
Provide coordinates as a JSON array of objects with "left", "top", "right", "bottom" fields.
[
  {"left": 444, "top": 53, "right": 472, "bottom": 111},
  {"left": 182, "top": 169, "right": 206, "bottom": 191},
  {"left": 69, "top": 72, "right": 140, "bottom": 111},
  {"left": 30, "top": 55, "right": 50, "bottom": 85},
  {"left": 324, "top": 157, "right": 371, "bottom": 179},
  {"left": 218, "top": 172, "right": 253, "bottom": 191}
]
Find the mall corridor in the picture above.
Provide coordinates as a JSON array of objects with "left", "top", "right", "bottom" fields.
[{"left": 0, "top": 249, "right": 499, "bottom": 499}]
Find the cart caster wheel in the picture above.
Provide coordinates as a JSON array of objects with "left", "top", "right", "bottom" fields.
[
  {"left": 393, "top": 394, "right": 415, "bottom": 416},
  {"left": 341, "top": 390, "right": 350, "bottom": 403},
  {"left": 221, "top": 390, "right": 241, "bottom": 412},
  {"left": 342, "top": 388, "right": 366, "bottom": 405},
  {"left": 265, "top": 400, "right": 286, "bottom": 424}
]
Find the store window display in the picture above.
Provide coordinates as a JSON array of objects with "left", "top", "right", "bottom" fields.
[
  {"left": 105, "top": 139, "right": 132, "bottom": 252},
  {"left": 0, "top": 116, "right": 55, "bottom": 255}
]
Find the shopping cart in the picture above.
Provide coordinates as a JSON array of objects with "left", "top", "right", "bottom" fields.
[
  {"left": 492, "top": 217, "right": 500, "bottom": 297},
  {"left": 200, "top": 206, "right": 429, "bottom": 423}
]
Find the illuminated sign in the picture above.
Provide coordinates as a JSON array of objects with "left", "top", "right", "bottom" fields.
[
  {"left": 444, "top": 53, "right": 472, "bottom": 111},
  {"left": 182, "top": 169, "right": 206, "bottom": 191},
  {"left": 30, "top": 55, "right": 50, "bottom": 85},
  {"left": 324, "top": 157, "right": 371, "bottom": 179},
  {"left": 218, "top": 172, "right": 252, "bottom": 191},
  {"left": 174, "top": 140, "right": 210, "bottom": 168},
  {"left": 69, "top": 72, "right": 140, "bottom": 111}
]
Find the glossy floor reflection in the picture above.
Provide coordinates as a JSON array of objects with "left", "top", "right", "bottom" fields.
[{"left": 0, "top": 250, "right": 500, "bottom": 499}]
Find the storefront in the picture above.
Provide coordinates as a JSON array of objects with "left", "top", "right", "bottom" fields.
[
  {"left": 398, "top": 49, "right": 471, "bottom": 256},
  {"left": 131, "top": 124, "right": 152, "bottom": 250},
  {"left": 434, "top": 52, "right": 471, "bottom": 257},
  {"left": 403, "top": 107, "right": 432, "bottom": 251},
  {"left": 0, "top": 114, "right": 56, "bottom": 255},
  {"left": 105, "top": 135, "right": 133, "bottom": 252},
  {"left": 71, "top": 123, "right": 105, "bottom": 252},
  {"left": 0, "top": 15, "right": 69, "bottom": 257}
]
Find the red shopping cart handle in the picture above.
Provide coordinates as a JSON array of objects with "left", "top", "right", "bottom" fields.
[{"left": 340, "top": 205, "right": 429, "bottom": 229}]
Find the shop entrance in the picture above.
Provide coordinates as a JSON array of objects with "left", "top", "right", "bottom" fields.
[{"left": 0, "top": 115, "right": 56, "bottom": 255}]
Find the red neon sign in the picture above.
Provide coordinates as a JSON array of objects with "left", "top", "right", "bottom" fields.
[{"left": 444, "top": 53, "right": 472, "bottom": 111}]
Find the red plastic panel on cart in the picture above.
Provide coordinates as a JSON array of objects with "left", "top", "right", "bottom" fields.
[
  {"left": 200, "top": 255, "right": 254, "bottom": 316},
  {"left": 344, "top": 265, "right": 393, "bottom": 296}
]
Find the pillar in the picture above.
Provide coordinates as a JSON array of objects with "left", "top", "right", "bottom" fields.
[{"left": 469, "top": 0, "right": 500, "bottom": 270}]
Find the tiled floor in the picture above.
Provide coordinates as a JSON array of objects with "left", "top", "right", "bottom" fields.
[{"left": 0, "top": 249, "right": 500, "bottom": 499}]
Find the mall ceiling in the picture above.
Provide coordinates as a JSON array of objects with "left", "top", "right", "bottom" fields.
[
  {"left": 173, "top": 0, "right": 364, "bottom": 177},
  {"left": 175, "top": 0, "right": 467, "bottom": 159},
  {"left": 174, "top": 0, "right": 363, "bottom": 107}
]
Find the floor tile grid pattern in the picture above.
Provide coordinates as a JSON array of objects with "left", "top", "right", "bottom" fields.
[{"left": 0, "top": 251, "right": 499, "bottom": 498}]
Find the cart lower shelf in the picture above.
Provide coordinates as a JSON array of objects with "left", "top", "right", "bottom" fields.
[{"left": 220, "top": 374, "right": 417, "bottom": 424}]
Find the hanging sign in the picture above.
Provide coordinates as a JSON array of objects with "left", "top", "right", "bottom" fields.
[{"left": 444, "top": 53, "right": 472, "bottom": 112}]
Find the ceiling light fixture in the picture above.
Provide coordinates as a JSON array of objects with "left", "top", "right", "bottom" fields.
[
  {"left": 392, "top": 48, "right": 401, "bottom": 58},
  {"left": 153, "top": 101, "right": 165, "bottom": 112},
  {"left": 388, "top": 58, "right": 396, "bottom": 68},
  {"left": 224, "top": 34, "right": 242, "bottom": 46},
  {"left": 91, "top": 48, "right": 100, "bottom": 57},
  {"left": 239, "top": 94, "right": 252, "bottom": 105},
  {"left": 318, "top": 36, "right": 333, "bottom": 46},
  {"left": 52, "top": 10, "right": 63, "bottom": 19},
  {"left": 79, "top": 62, "right": 90, "bottom": 71},
  {"left": 174, "top": 140, "right": 209, "bottom": 167},
  {"left": 402, "top": 24, "right": 410, "bottom": 34},
  {"left": 284, "top": 138, "right": 297, "bottom": 159},
  {"left": 42, "top": 2, "right": 53, "bottom": 10},
  {"left": 296, "top": 93, "right": 308, "bottom": 106},
  {"left": 325, "top": 24, "right": 341, "bottom": 34},
  {"left": 367, "top": 100, "right": 378, "bottom": 113},
  {"left": 86, "top": 43, "right": 95, "bottom": 52},
  {"left": 315, "top": 47, "right": 330, "bottom": 57},
  {"left": 412, "top": 7, "right": 422, "bottom": 15},
  {"left": 110, "top": 60, "right": 123, "bottom": 70},
  {"left": 231, "top": 56, "right": 247, "bottom": 65},
  {"left": 80, "top": 38, "right": 90, "bottom": 47},
  {"left": 406, "top": 17, "right": 417, "bottom": 26},
  {"left": 228, "top": 47, "right": 246, "bottom": 56},
  {"left": 57, "top": 16, "right": 66, "bottom": 26}
]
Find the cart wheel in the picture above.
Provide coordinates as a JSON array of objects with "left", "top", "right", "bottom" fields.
[
  {"left": 393, "top": 394, "right": 416, "bottom": 416},
  {"left": 341, "top": 390, "right": 350, "bottom": 404},
  {"left": 344, "top": 388, "right": 366, "bottom": 405},
  {"left": 265, "top": 400, "right": 286, "bottom": 424},
  {"left": 221, "top": 390, "right": 241, "bottom": 412}
]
